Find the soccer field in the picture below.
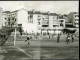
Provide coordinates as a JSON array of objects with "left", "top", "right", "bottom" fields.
[{"left": 0, "top": 34, "right": 79, "bottom": 60}]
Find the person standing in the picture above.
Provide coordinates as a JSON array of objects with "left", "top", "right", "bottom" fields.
[
  {"left": 47, "top": 32, "right": 50, "bottom": 39},
  {"left": 71, "top": 34, "right": 74, "bottom": 42},
  {"left": 57, "top": 34, "right": 60, "bottom": 43},
  {"left": 66, "top": 34, "right": 70, "bottom": 44},
  {"left": 49, "top": 34, "right": 50, "bottom": 39},
  {"left": 25, "top": 36, "right": 30, "bottom": 45}
]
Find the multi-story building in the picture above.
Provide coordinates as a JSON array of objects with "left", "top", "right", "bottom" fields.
[
  {"left": 27, "top": 10, "right": 42, "bottom": 33},
  {"left": 49, "top": 13, "right": 59, "bottom": 29},
  {"left": 68, "top": 12, "right": 79, "bottom": 28},
  {"left": 2, "top": 8, "right": 28, "bottom": 32},
  {"left": 1, "top": 11, "right": 10, "bottom": 27},
  {"left": 28, "top": 10, "right": 62, "bottom": 34},
  {"left": 1, "top": 8, "right": 66, "bottom": 34}
]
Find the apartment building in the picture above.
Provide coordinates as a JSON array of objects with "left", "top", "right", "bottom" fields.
[
  {"left": 49, "top": 13, "right": 59, "bottom": 29},
  {"left": 27, "top": 10, "right": 42, "bottom": 33},
  {"left": 68, "top": 12, "right": 79, "bottom": 28},
  {"left": 2, "top": 8, "right": 28, "bottom": 32},
  {"left": 1, "top": 8, "right": 66, "bottom": 34},
  {"left": 1, "top": 12, "right": 7, "bottom": 26},
  {"left": 28, "top": 10, "right": 62, "bottom": 34}
]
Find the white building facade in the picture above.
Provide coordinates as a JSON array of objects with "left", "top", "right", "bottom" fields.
[
  {"left": 27, "top": 10, "right": 64, "bottom": 34},
  {"left": 2, "top": 8, "right": 28, "bottom": 32},
  {"left": 73, "top": 12, "right": 79, "bottom": 28},
  {"left": 1, "top": 9, "right": 66, "bottom": 34}
]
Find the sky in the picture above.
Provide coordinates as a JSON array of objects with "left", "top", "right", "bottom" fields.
[{"left": 0, "top": 1, "right": 79, "bottom": 14}]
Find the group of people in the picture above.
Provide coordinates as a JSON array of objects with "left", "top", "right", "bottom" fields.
[
  {"left": 57, "top": 33, "right": 74, "bottom": 44},
  {"left": 66, "top": 34, "right": 74, "bottom": 44},
  {"left": 24, "top": 32, "right": 75, "bottom": 45}
]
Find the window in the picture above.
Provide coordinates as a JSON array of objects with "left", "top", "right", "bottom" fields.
[
  {"left": 42, "top": 25, "right": 48, "bottom": 27},
  {"left": 43, "top": 18, "right": 44, "bottom": 20},
  {"left": 75, "top": 19, "right": 78, "bottom": 21},
  {"left": 60, "top": 23, "right": 63, "bottom": 26},
  {"left": 11, "top": 22, "right": 14, "bottom": 26},
  {"left": 38, "top": 15, "right": 41, "bottom": 21},
  {"left": 53, "top": 25, "right": 57, "bottom": 27},
  {"left": 75, "top": 23, "right": 79, "bottom": 25},
  {"left": 8, "top": 22, "right": 10, "bottom": 25},
  {"left": 13, "top": 14, "right": 14, "bottom": 15},
  {"left": 15, "top": 19, "right": 16, "bottom": 21},
  {"left": 38, "top": 15, "right": 41, "bottom": 17},
  {"left": 8, "top": 18, "right": 10, "bottom": 21},
  {"left": 18, "top": 24, "right": 22, "bottom": 27},
  {"left": 9, "top": 15, "right": 10, "bottom": 16},
  {"left": 30, "top": 14, "right": 33, "bottom": 18},
  {"left": 53, "top": 25, "right": 59, "bottom": 27},
  {"left": 75, "top": 15, "right": 79, "bottom": 18},
  {"left": 5, "top": 18, "right": 7, "bottom": 20},
  {"left": 12, "top": 18, "right": 14, "bottom": 20},
  {"left": 59, "top": 20, "right": 63, "bottom": 22},
  {"left": 38, "top": 18, "right": 41, "bottom": 21},
  {"left": 38, "top": 22, "right": 40, "bottom": 25}
]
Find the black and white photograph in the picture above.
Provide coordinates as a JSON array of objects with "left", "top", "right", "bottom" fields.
[{"left": 0, "top": 1, "right": 79, "bottom": 60}]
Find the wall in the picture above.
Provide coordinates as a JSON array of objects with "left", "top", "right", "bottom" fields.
[
  {"left": 49, "top": 15, "right": 53, "bottom": 28},
  {"left": 17, "top": 9, "right": 28, "bottom": 32},
  {"left": 2, "top": 13, "right": 7, "bottom": 26},
  {"left": 73, "top": 13, "right": 79, "bottom": 27},
  {"left": 68, "top": 12, "right": 73, "bottom": 24}
]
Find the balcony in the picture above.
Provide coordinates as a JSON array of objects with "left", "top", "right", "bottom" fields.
[
  {"left": 42, "top": 20, "right": 48, "bottom": 22},
  {"left": 75, "top": 21, "right": 79, "bottom": 23},
  {"left": 75, "top": 25, "right": 79, "bottom": 27},
  {"left": 43, "top": 19, "right": 48, "bottom": 21},
  {"left": 53, "top": 21, "right": 58, "bottom": 24},
  {"left": 42, "top": 22, "right": 48, "bottom": 25},
  {"left": 75, "top": 17, "right": 79, "bottom": 19}
]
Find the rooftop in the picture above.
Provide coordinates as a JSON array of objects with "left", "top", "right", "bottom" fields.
[
  {"left": 3, "top": 11, "right": 10, "bottom": 14},
  {"left": 28, "top": 10, "right": 58, "bottom": 16},
  {"left": 69, "top": 12, "right": 79, "bottom": 14}
]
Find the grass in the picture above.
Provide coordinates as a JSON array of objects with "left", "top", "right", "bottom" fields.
[
  {"left": 40, "top": 47, "right": 79, "bottom": 59},
  {"left": 0, "top": 34, "right": 79, "bottom": 60}
]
